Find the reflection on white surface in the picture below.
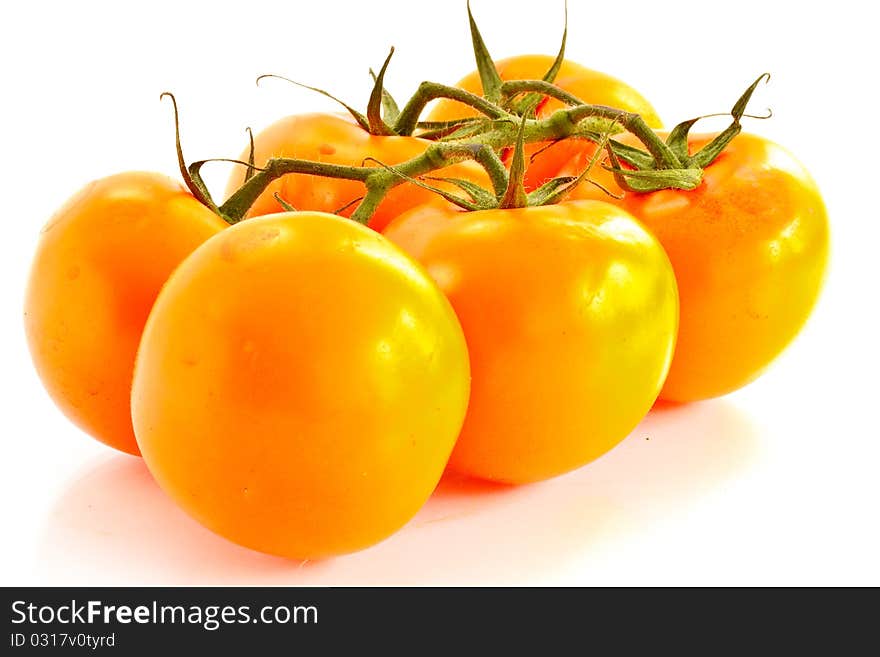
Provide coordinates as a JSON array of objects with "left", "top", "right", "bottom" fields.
[{"left": 39, "top": 400, "right": 757, "bottom": 585}]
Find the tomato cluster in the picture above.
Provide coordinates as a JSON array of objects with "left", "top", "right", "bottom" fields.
[{"left": 23, "top": 15, "right": 828, "bottom": 559}]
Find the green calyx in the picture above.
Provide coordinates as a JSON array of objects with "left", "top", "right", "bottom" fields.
[
  {"left": 598, "top": 72, "right": 770, "bottom": 192},
  {"left": 466, "top": 0, "right": 569, "bottom": 118},
  {"left": 163, "top": 2, "right": 771, "bottom": 225}
]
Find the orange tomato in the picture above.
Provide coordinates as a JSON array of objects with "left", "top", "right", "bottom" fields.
[
  {"left": 383, "top": 201, "right": 678, "bottom": 484},
  {"left": 559, "top": 132, "right": 830, "bottom": 401},
  {"left": 132, "top": 212, "right": 471, "bottom": 558},
  {"left": 427, "top": 55, "right": 662, "bottom": 190},
  {"left": 24, "top": 172, "right": 227, "bottom": 455},
  {"left": 224, "top": 113, "right": 490, "bottom": 232}
]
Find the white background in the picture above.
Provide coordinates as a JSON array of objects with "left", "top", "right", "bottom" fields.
[{"left": 1, "top": 0, "right": 877, "bottom": 585}]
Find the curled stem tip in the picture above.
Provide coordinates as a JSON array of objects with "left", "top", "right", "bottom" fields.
[
  {"left": 732, "top": 73, "right": 771, "bottom": 120},
  {"left": 191, "top": 157, "right": 268, "bottom": 172},
  {"left": 159, "top": 92, "right": 217, "bottom": 212},
  {"left": 684, "top": 109, "right": 773, "bottom": 122},
  {"left": 686, "top": 72, "right": 772, "bottom": 168},
  {"left": 255, "top": 73, "right": 371, "bottom": 133}
]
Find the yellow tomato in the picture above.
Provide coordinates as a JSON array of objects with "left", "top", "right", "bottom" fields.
[
  {"left": 24, "top": 172, "right": 227, "bottom": 454},
  {"left": 132, "top": 212, "right": 471, "bottom": 558},
  {"left": 384, "top": 200, "right": 678, "bottom": 483},
  {"left": 560, "top": 133, "right": 830, "bottom": 401}
]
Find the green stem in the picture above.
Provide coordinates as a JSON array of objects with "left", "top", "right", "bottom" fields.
[
  {"left": 563, "top": 105, "right": 681, "bottom": 169},
  {"left": 220, "top": 160, "right": 372, "bottom": 223},
  {"left": 466, "top": 144, "right": 508, "bottom": 197},
  {"left": 499, "top": 79, "right": 681, "bottom": 169},
  {"left": 498, "top": 116, "right": 529, "bottom": 209},
  {"left": 500, "top": 79, "right": 584, "bottom": 107},
  {"left": 359, "top": 105, "right": 696, "bottom": 220},
  {"left": 350, "top": 141, "right": 494, "bottom": 223},
  {"left": 222, "top": 103, "right": 688, "bottom": 225},
  {"left": 220, "top": 141, "right": 510, "bottom": 224},
  {"left": 393, "top": 82, "right": 510, "bottom": 135}
]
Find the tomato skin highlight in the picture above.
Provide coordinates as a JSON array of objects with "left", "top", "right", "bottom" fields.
[
  {"left": 224, "top": 113, "right": 490, "bottom": 232},
  {"left": 24, "top": 172, "right": 227, "bottom": 455},
  {"left": 383, "top": 201, "right": 678, "bottom": 484},
  {"left": 427, "top": 54, "right": 662, "bottom": 190},
  {"left": 560, "top": 133, "right": 830, "bottom": 401},
  {"left": 131, "top": 212, "right": 471, "bottom": 559}
]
